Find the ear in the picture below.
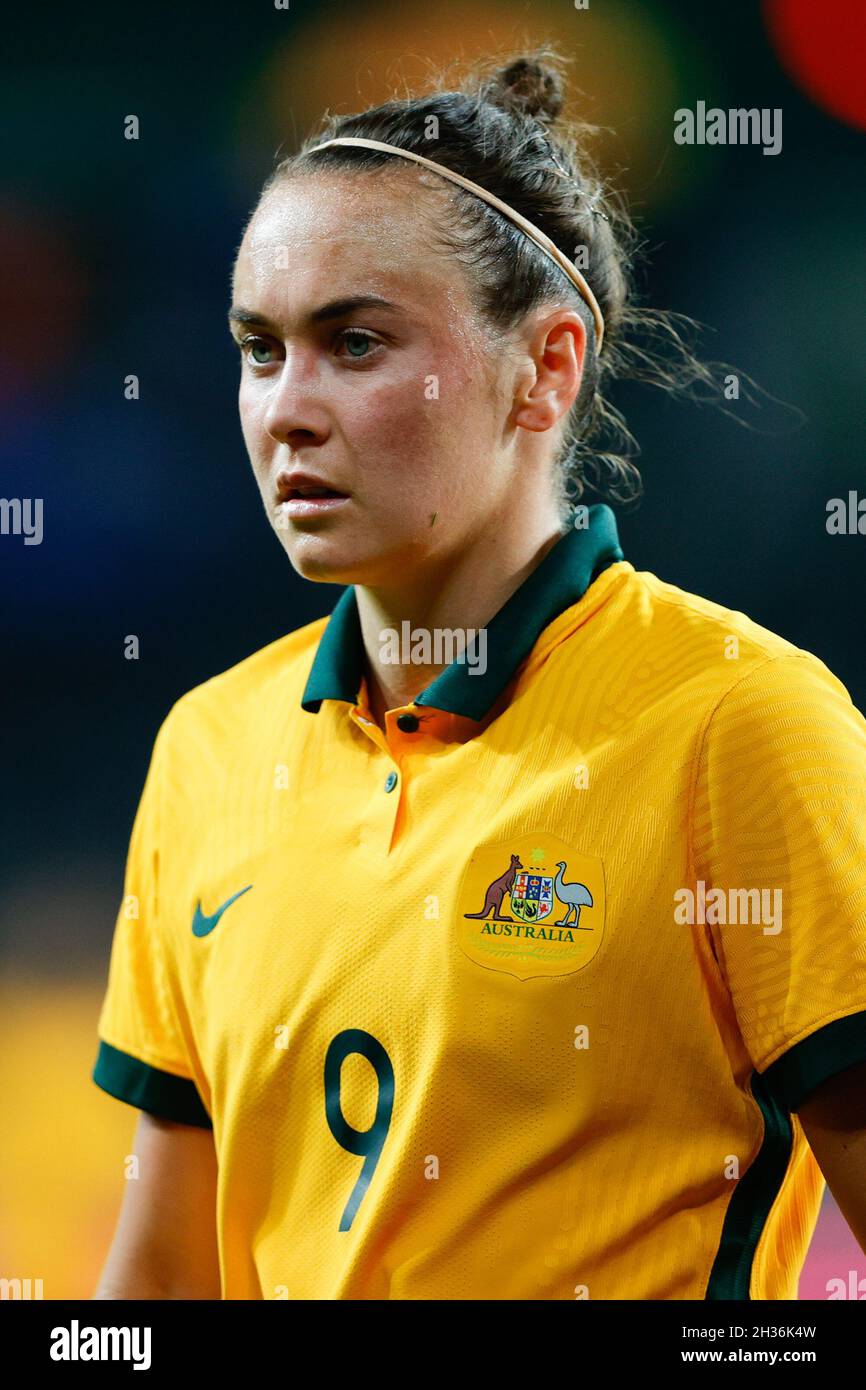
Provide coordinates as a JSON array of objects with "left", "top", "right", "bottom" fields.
[{"left": 512, "top": 309, "right": 588, "bottom": 435}]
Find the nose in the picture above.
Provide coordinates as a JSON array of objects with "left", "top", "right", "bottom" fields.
[{"left": 261, "top": 350, "right": 331, "bottom": 450}]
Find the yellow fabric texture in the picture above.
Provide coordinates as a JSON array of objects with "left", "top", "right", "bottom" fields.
[{"left": 94, "top": 561, "right": 866, "bottom": 1298}]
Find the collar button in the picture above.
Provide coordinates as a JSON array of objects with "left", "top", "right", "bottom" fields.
[{"left": 396, "top": 712, "right": 420, "bottom": 733}]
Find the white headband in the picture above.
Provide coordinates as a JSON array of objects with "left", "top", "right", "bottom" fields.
[{"left": 308, "top": 135, "right": 605, "bottom": 353}]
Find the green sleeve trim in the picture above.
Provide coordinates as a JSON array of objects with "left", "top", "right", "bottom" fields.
[
  {"left": 705, "top": 1068, "right": 792, "bottom": 1300},
  {"left": 760, "top": 1010, "right": 866, "bottom": 1112},
  {"left": 706, "top": 1012, "right": 866, "bottom": 1297},
  {"left": 92, "top": 1040, "right": 212, "bottom": 1129}
]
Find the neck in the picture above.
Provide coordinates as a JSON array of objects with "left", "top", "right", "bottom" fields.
[{"left": 355, "top": 512, "right": 565, "bottom": 727}]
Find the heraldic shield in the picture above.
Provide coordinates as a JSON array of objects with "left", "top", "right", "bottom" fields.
[
  {"left": 456, "top": 830, "right": 606, "bottom": 980},
  {"left": 510, "top": 872, "right": 554, "bottom": 922}
]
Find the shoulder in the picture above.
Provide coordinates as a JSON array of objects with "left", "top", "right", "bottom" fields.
[
  {"left": 612, "top": 567, "right": 866, "bottom": 788},
  {"left": 606, "top": 563, "right": 855, "bottom": 711},
  {"left": 620, "top": 564, "right": 804, "bottom": 660},
  {"left": 154, "top": 610, "right": 331, "bottom": 762}
]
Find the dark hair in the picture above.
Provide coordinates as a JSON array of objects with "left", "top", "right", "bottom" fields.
[{"left": 262, "top": 47, "right": 724, "bottom": 528}]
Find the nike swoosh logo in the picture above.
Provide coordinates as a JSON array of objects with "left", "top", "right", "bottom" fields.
[{"left": 192, "top": 884, "right": 253, "bottom": 937}]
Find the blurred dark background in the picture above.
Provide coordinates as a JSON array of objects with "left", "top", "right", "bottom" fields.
[{"left": 1, "top": 0, "right": 864, "bottom": 1296}]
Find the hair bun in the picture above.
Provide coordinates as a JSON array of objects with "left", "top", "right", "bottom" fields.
[{"left": 488, "top": 57, "right": 565, "bottom": 123}]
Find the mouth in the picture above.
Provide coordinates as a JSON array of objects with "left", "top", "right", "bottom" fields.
[
  {"left": 284, "top": 485, "right": 346, "bottom": 500},
  {"left": 273, "top": 480, "right": 348, "bottom": 519},
  {"left": 275, "top": 473, "right": 351, "bottom": 518}
]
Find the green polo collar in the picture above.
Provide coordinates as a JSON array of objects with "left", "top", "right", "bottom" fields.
[{"left": 301, "top": 502, "right": 624, "bottom": 721}]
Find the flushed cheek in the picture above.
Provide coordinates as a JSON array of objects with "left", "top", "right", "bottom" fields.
[{"left": 348, "top": 373, "right": 469, "bottom": 492}]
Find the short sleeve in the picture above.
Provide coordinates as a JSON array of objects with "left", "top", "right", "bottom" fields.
[
  {"left": 92, "top": 711, "right": 211, "bottom": 1127},
  {"left": 691, "top": 651, "right": 866, "bottom": 1111}
]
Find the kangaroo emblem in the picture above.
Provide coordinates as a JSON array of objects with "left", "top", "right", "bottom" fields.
[
  {"left": 463, "top": 853, "right": 523, "bottom": 921},
  {"left": 458, "top": 836, "right": 603, "bottom": 979}
]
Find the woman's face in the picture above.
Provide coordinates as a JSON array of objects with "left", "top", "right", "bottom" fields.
[{"left": 230, "top": 171, "right": 556, "bottom": 587}]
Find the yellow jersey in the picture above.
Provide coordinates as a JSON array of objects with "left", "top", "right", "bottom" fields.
[{"left": 92, "top": 504, "right": 866, "bottom": 1299}]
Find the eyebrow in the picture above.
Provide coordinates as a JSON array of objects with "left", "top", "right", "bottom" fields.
[{"left": 228, "top": 294, "right": 405, "bottom": 332}]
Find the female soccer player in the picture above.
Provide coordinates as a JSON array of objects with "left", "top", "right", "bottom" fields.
[{"left": 92, "top": 52, "right": 866, "bottom": 1300}]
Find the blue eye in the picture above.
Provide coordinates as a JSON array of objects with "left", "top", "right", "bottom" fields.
[
  {"left": 336, "top": 329, "right": 379, "bottom": 359},
  {"left": 237, "top": 329, "right": 382, "bottom": 367},
  {"left": 241, "top": 336, "right": 276, "bottom": 365}
]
